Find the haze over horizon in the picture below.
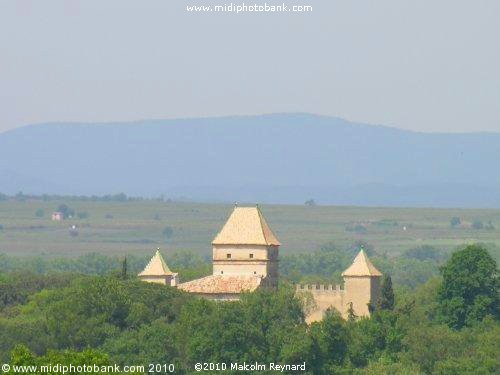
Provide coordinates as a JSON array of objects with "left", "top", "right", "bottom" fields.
[
  {"left": 1, "top": 0, "right": 499, "bottom": 134},
  {"left": 2, "top": 113, "right": 500, "bottom": 208}
]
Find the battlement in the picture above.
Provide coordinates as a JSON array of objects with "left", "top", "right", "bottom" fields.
[{"left": 295, "top": 283, "right": 344, "bottom": 294}]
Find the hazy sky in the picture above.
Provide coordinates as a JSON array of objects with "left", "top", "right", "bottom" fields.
[{"left": 1, "top": 0, "right": 499, "bottom": 133}]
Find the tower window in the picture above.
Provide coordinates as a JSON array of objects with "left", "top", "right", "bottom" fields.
[
  {"left": 253, "top": 271, "right": 257, "bottom": 274},
  {"left": 249, "top": 253, "right": 254, "bottom": 259},
  {"left": 221, "top": 271, "right": 224, "bottom": 274},
  {"left": 226, "top": 253, "right": 231, "bottom": 259}
]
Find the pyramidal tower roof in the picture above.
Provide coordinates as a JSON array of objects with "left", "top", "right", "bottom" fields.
[
  {"left": 342, "top": 249, "right": 382, "bottom": 277},
  {"left": 212, "top": 206, "right": 281, "bottom": 246},
  {"left": 138, "top": 249, "right": 174, "bottom": 276}
]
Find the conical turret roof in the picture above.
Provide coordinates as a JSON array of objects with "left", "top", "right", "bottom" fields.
[
  {"left": 138, "top": 249, "right": 174, "bottom": 276},
  {"left": 212, "top": 206, "right": 281, "bottom": 246},
  {"left": 342, "top": 249, "right": 382, "bottom": 277}
]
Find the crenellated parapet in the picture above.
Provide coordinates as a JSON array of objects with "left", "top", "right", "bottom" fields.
[{"left": 295, "top": 283, "right": 344, "bottom": 294}]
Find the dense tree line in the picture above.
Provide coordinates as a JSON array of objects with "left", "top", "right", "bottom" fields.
[
  {"left": 0, "top": 252, "right": 211, "bottom": 282},
  {"left": 0, "top": 192, "right": 157, "bottom": 202},
  {"left": 0, "top": 245, "right": 497, "bottom": 374},
  {"left": 1, "top": 242, "right": 497, "bottom": 290}
]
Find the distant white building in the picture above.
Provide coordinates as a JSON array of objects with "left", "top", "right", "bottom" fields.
[{"left": 52, "top": 212, "right": 64, "bottom": 221}]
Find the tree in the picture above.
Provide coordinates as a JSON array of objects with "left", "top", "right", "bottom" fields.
[
  {"left": 57, "top": 204, "right": 74, "bottom": 219},
  {"left": 437, "top": 244, "right": 498, "bottom": 329},
  {"left": 347, "top": 302, "right": 357, "bottom": 321},
  {"left": 9, "top": 344, "right": 110, "bottom": 373},
  {"left": 376, "top": 275, "right": 395, "bottom": 311},
  {"left": 76, "top": 212, "right": 89, "bottom": 219},
  {"left": 310, "top": 309, "right": 348, "bottom": 371},
  {"left": 162, "top": 226, "right": 174, "bottom": 241},
  {"left": 35, "top": 209, "right": 45, "bottom": 218},
  {"left": 304, "top": 199, "right": 316, "bottom": 207},
  {"left": 485, "top": 221, "right": 495, "bottom": 230},
  {"left": 404, "top": 245, "right": 444, "bottom": 262},
  {"left": 450, "top": 217, "right": 461, "bottom": 227},
  {"left": 472, "top": 220, "right": 484, "bottom": 230},
  {"left": 121, "top": 257, "right": 128, "bottom": 279}
]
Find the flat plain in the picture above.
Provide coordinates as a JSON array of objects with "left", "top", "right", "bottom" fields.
[{"left": 0, "top": 199, "right": 499, "bottom": 259}]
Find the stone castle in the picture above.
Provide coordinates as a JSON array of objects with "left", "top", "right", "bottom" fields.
[
  {"left": 138, "top": 205, "right": 382, "bottom": 322},
  {"left": 296, "top": 250, "right": 382, "bottom": 322}
]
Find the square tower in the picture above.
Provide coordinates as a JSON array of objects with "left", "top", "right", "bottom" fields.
[
  {"left": 212, "top": 205, "right": 281, "bottom": 288},
  {"left": 342, "top": 249, "right": 382, "bottom": 317}
]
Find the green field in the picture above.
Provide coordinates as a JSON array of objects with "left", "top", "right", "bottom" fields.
[{"left": 0, "top": 199, "right": 499, "bottom": 259}]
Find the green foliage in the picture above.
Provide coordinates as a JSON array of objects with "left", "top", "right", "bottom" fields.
[
  {"left": 345, "top": 224, "right": 368, "bottom": 234},
  {"left": 304, "top": 199, "right": 316, "bottom": 206},
  {"left": 472, "top": 220, "right": 484, "bottom": 230},
  {"left": 280, "top": 242, "right": 359, "bottom": 283},
  {"left": 35, "top": 209, "right": 45, "bottom": 218},
  {"left": 310, "top": 310, "right": 348, "bottom": 371},
  {"left": 484, "top": 221, "right": 495, "bottom": 230},
  {"left": 0, "top": 258, "right": 500, "bottom": 375},
  {"left": 9, "top": 344, "right": 110, "bottom": 375},
  {"left": 162, "top": 226, "right": 174, "bottom": 240},
  {"left": 347, "top": 302, "right": 356, "bottom": 322},
  {"left": 404, "top": 245, "right": 445, "bottom": 262},
  {"left": 376, "top": 255, "right": 440, "bottom": 289},
  {"left": 0, "top": 276, "right": 191, "bottom": 357},
  {"left": 0, "top": 272, "right": 75, "bottom": 310},
  {"left": 437, "top": 244, "right": 498, "bottom": 329},
  {"left": 121, "top": 257, "right": 127, "bottom": 279},
  {"left": 57, "top": 204, "right": 74, "bottom": 219},
  {"left": 76, "top": 211, "right": 89, "bottom": 219},
  {"left": 0, "top": 245, "right": 498, "bottom": 373},
  {"left": 0, "top": 252, "right": 210, "bottom": 282},
  {"left": 347, "top": 311, "right": 405, "bottom": 367},
  {"left": 450, "top": 217, "right": 461, "bottom": 227},
  {"left": 376, "top": 275, "right": 395, "bottom": 311}
]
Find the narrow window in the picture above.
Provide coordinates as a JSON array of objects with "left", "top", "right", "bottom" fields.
[
  {"left": 253, "top": 271, "right": 257, "bottom": 274},
  {"left": 249, "top": 253, "right": 254, "bottom": 259},
  {"left": 221, "top": 271, "right": 224, "bottom": 274},
  {"left": 226, "top": 253, "right": 231, "bottom": 259}
]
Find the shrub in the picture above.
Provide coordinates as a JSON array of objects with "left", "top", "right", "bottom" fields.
[
  {"left": 162, "top": 226, "right": 174, "bottom": 240},
  {"left": 472, "top": 220, "right": 484, "bottom": 230},
  {"left": 76, "top": 212, "right": 89, "bottom": 219},
  {"left": 450, "top": 217, "right": 461, "bottom": 227}
]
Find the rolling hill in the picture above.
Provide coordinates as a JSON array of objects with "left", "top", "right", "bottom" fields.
[{"left": 1, "top": 113, "right": 499, "bottom": 207}]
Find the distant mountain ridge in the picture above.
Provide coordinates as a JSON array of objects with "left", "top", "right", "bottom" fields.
[{"left": 1, "top": 113, "right": 499, "bottom": 208}]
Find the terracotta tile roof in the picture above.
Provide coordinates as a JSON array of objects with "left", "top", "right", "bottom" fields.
[
  {"left": 138, "top": 249, "right": 174, "bottom": 276},
  {"left": 177, "top": 274, "right": 263, "bottom": 294},
  {"left": 342, "top": 250, "right": 382, "bottom": 277},
  {"left": 212, "top": 206, "right": 281, "bottom": 246}
]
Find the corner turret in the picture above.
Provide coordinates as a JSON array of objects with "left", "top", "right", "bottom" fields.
[
  {"left": 342, "top": 249, "right": 382, "bottom": 316},
  {"left": 138, "top": 248, "right": 179, "bottom": 286}
]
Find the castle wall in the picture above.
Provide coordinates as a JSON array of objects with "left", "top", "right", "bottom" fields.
[
  {"left": 295, "top": 284, "right": 345, "bottom": 323},
  {"left": 296, "top": 277, "right": 380, "bottom": 323}
]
